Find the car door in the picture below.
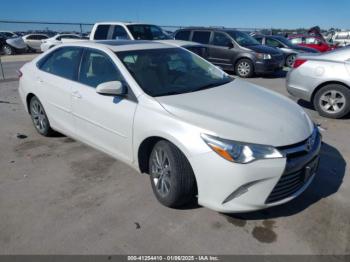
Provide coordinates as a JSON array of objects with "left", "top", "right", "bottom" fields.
[
  {"left": 37, "top": 46, "right": 83, "bottom": 134},
  {"left": 207, "top": 32, "right": 235, "bottom": 70},
  {"left": 72, "top": 48, "right": 137, "bottom": 162},
  {"left": 34, "top": 35, "right": 48, "bottom": 50}
]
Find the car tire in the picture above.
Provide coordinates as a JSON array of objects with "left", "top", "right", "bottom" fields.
[
  {"left": 235, "top": 58, "right": 254, "bottom": 78},
  {"left": 285, "top": 54, "right": 296, "bottom": 68},
  {"left": 149, "top": 140, "right": 196, "bottom": 208},
  {"left": 29, "top": 96, "right": 55, "bottom": 136},
  {"left": 313, "top": 84, "right": 350, "bottom": 119},
  {"left": 3, "top": 44, "right": 14, "bottom": 55}
]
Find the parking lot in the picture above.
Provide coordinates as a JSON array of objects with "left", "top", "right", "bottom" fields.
[{"left": 0, "top": 55, "right": 349, "bottom": 255}]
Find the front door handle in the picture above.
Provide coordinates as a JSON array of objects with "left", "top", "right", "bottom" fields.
[{"left": 72, "top": 91, "right": 82, "bottom": 99}]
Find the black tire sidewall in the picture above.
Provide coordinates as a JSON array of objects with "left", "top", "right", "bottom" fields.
[
  {"left": 149, "top": 140, "right": 195, "bottom": 207},
  {"left": 3, "top": 44, "right": 14, "bottom": 55},
  {"left": 235, "top": 58, "right": 254, "bottom": 78},
  {"left": 314, "top": 84, "right": 350, "bottom": 119}
]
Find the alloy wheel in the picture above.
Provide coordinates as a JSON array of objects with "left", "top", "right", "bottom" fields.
[
  {"left": 150, "top": 148, "right": 172, "bottom": 197},
  {"left": 319, "top": 90, "right": 346, "bottom": 114},
  {"left": 3, "top": 45, "right": 13, "bottom": 55},
  {"left": 286, "top": 54, "right": 296, "bottom": 67},
  {"left": 30, "top": 99, "right": 48, "bottom": 133}
]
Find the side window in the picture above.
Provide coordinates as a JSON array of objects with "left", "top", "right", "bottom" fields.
[
  {"left": 192, "top": 31, "right": 211, "bottom": 44},
  {"left": 212, "top": 32, "right": 231, "bottom": 47},
  {"left": 94, "top": 25, "right": 110, "bottom": 40},
  {"left": 266, "top": 38, "right": 282, "bottom": 48},
  {"left": 290, "top": 37, "right": 302, "bottom": 44},
  {"left": 112, "top": 25, "right": 130, "bottom": 40},
  {"left": 254, "top": 37, "right": 263, "bottom": 44},
  {"left": 175, "top": 30, "right": 190, "bottom": 41},
  {"left": 305, "top": 37, "right": 316, "bottom": 44},
  {"left": 37, "top": 35, "right": 48, "bottom": 40},
  {"left": 27, "top": 35, "right": 36, "bottom": 40},
  {"left": 79, "top": 49, "right": 123, "bottom": 88},
  {"left": 39, "top": 47, "right": 82, "bottom": 80}
]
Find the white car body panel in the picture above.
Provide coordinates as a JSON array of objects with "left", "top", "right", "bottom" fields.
[
  {"left": 19, "top": 41, "right": 318, "bottom": 212},
  {"left": 40, "top": 34, "right": 82, "bottom": 52}
]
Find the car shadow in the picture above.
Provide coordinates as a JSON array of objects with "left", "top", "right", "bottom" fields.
[
  {"left": 258, "top": 69, "right": 288, "bottom": 79},
  {"left": 225, "top": 142, "right": 346, "bottom": 220}
]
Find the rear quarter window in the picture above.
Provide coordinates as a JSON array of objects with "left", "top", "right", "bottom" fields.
[
  {"left": 192, "top": 31, "right": 211, "bottom": 44},
  {"left": 93, "top": 25, "right": 110, "bottom": 40}
]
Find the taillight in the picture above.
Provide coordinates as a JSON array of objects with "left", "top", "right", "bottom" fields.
[
  {"left": 293, "top": 59, "right": 307, "bottom": 68},
  {"left": 17, "top": 70, "right": 23, "bottom": 78}
]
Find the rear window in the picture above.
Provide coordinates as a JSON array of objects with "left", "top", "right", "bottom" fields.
[
  {"left": 94, "top": 25, "right": 110, "bottom": 40},
  {"left": 192, "top": 31, "right": 211, "bottom": 44},
  {"left": 175, "top": 30, "right": 191, "bottom": 41}
]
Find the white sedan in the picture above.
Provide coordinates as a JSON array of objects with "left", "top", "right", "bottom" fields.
[
  {"left": 40, "top": 34, "right": 83, "bottom": 52},
  {"left": 18, "top": 41, "right": 321, "bottom": 212}
]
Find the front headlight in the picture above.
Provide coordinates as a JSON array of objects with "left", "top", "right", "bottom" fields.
[
  {"left": 256, "top": 53, "right": 272, "bottom": 60},
  {"left": 201, "top": 134, "right": 283, "bottom": 164}
]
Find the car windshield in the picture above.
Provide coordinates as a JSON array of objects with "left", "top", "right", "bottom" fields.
[
  {"left": 227, "top": 31, "right": 260, "bottom": 47},
  {"left": 126, "top": 24, "right": 170, "bottom": 40},
  {"left": 116, "top": 48, "right": 233, "bottom": 97},
  {"left": 273, "top": 36, "right": 294, "bottom": 46}
]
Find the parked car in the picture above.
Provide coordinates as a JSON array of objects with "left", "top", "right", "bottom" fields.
[
  {"left": 89, "top": 22, "right": 208, "bottom": 58},
  {"left": 332, "top": 31, "right": 350, "bottom": 47},
  {"left": 0, "top": 32, "right": 27, "bottom": 55},
  {"left": 288, "top": 35, "right": 335, "bottom": 52},
  {"left": 40, "top": 34, "right": 83, "bottom": 52},
  {"left": 0, "top": 31, "right": 18, "bottom": 38},
  {"left": 22, "top": 34, "right": 49, "bottom": 52},
  {"left": 18, "top": 41, "right": 321, "bottom": 212},
  {"left": 253, "top": 35, "right": 319, "bottom": 67},
  {"left": 174, "top": 28, "right": 284, "bottom": 77},
  {"left": 287, "top": 47, "right": 350, "bottom": 118}
]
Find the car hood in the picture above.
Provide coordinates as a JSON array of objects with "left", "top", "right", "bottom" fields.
[
  {"left": 291, "top": 45, "right": 319, "bottom": 53},
  {"left": 6, "top": 37, "right": 26, "bottom": 49},
  {"left": 246, "top": 44, "right": 282, "bottom": 54},
  {"left": 155, "top": 79, "right": 313, "bottom": 147}
]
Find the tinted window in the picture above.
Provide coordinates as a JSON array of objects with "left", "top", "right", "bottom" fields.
[
  {"left": 192, "top": 31, "right": 211, "bottom": 44},
  {"left": 94, "top": 25, "right": 110, "bottom": 40},
  {"left": 127, "top": 24, "right": 170, "bottom": 40},
  {"left": 226, "top": 31, "right": 260, "bottom": 47},
  {"left": 175, "top": 30, "right": 191, "bottom": 41},
  {"left": 212, "top": 32, "right": 231, "bottom": 47},
  {"left": 112, "top": 25, "right": 130, "bottom": 40},
  {"left": 266, "top": 38, "right": 282, "bottom": 48},
  {"left": 26, "top": 35, "right": 36, "bottom": 40},
  {"left": 79, "top": 49, "right": 123, "bottom": 88},
  {"left": 117, "top": 48, "right": 232, "bottom": 97},
  {"left": 254, "top": 37, "right": 263, "bottom": 44},
  {"left": 37, "top": 35, "right": 48, "bottom": 40},
  {"left": 40, "top": 47, "right": 82, "bottom": 80}
]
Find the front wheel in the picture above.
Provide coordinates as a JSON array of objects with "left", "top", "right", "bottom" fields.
[
  {"left": 3, "top": 44, "right": 14, "bottom": 55},
  {"left": 285, "top": 54, "right": 296, "bottom": 68},
  {"left": 29, "top": 96, "right": 55, "bottom": 136},
  {"left": 235, "top": 59, "right": 254, "bottom": 78},
  {"left": 313, "top": 84, "right": 350, "bottom": 119},
  {"left": 149, "top": 140, "right": 196, "bottom": 208}
]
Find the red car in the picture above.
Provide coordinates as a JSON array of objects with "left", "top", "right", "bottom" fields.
[{"left": 288, "top": 35, "right": 335, "bottom": 52}]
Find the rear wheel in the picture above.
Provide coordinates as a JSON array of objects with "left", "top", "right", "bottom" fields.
[
  {"left": 235, "top": 59, "right": 254, "bottom": 78},
  {"left": 149, "top": 140, "right": 196, "bottom": 208},
  {"left": 313, "top": 84, "right": 350, "bottom": 119},
  {"left": 3, "top": 44, "right": 14, "bottom": 55},
  {"left": 285, "top": 54, "right": 296, "bottom": 68},
  {"left": 29, "top": 96, "right": 55, "bottom": 136}
]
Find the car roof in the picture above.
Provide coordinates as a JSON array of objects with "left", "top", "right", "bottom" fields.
[
  {"left": 60, "top": 40, "right": 177, "bottom": 52},
  {"left": 177, "top": 27, "right": 239, "bottom": 33},
  {"left": 94, "top": 22, "right": 159, "bottom": 26}
]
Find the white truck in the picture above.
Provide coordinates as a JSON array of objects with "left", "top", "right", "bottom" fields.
[{"left": 89, "top": 22, "right": 207, "bottom": 58}]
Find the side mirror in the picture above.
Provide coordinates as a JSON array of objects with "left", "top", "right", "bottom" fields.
[
  {"left": 96, "top": 81, "right": 125, "bottom": 96},
  {"left": 227, "top": 42, "right": 234, "bottom": 49}
]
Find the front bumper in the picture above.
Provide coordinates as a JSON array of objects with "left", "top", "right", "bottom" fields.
[
  {"left": 189, "top": 131, "right": 321, "bottom": 213},
  {"left": 254, "top": 56, "right": 284, "bottom": 74}
]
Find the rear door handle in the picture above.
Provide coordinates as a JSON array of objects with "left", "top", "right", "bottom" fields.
[{"left": 72, "top": 91, "right": 82, "bottom": 99}]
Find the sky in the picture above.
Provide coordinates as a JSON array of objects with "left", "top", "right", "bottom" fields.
[{"left": 1, "top": 0, "right": 349, "bottom": 32}]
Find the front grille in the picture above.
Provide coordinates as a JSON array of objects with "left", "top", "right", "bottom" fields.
[
  {"left": 265, "top": 129, "right": 321, "bottom": 204},
  {"left": 265, "top": 157, "right": 318, "bottom": 204}
]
